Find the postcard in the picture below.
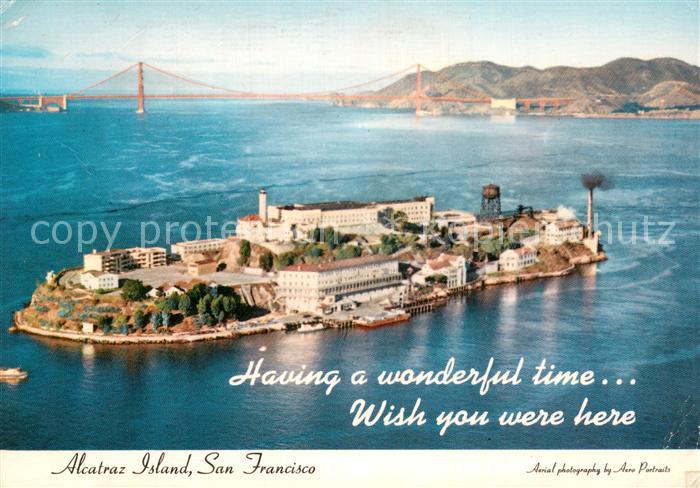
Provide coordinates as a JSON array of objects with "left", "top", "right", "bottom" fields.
[{"left": 1, "top": 1, "right": 698, "bottom": 487}]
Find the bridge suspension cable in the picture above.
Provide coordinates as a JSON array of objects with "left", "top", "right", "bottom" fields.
[
  {"left": 141, "top": 62, "right": 250, "bottom": 95},
  {"left": 66, "top": 63, "right": 138, "bottom": 96}
]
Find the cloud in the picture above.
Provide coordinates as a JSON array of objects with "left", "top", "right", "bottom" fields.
[{"left": 1, "top": 44, "right": 51, "bottom": 58}]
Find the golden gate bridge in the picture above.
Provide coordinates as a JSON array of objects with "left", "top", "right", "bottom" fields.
[{"left": 0, "top": 62, "right": 574, "bottom": 114}]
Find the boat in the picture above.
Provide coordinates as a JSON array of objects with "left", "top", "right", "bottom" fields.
[
  {"left": 0, "top": 368, "right": 28, "bottom": 382},
  {"left": 296, "top": 323, "right": 326, "bottom": 333},
  {"left": 355, "top": 312, "right": 411, "bottom": 328}
]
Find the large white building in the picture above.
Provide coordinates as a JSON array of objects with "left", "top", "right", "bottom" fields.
[
  {"left": 237, "top": 188, "right": 434, "bottom": 243},
  {"left": 80, "top": 270, "right": 119, "bottom": 291},
  {"left": 277, "top": 255, "right": 404, "bottom": 313},
  {"left": 171, "top": 238, "right": 228, "bottom": 258},
  {"left": 84, "top": 247, "right": 166, "bottom": 274},
  {"left": 499, "top": 247, "right": 538, "bottom": 272},
  {"left": 413, "top": 253, "right": 467, "bottom": 289},
  {"left": 544, "top": 220, "right": 584, "bottom": 246}
]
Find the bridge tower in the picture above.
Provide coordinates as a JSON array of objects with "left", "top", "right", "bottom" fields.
[
  {"left": 136, "top": 62, "right": 145, "bottom": 114},
  {"left": 415, "top": 64, "right": 421, "bottom": 116}
]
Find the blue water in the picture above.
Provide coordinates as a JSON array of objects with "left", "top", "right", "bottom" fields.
[{"left": 1, "top": 101, "right": 698, "bottom": 449}]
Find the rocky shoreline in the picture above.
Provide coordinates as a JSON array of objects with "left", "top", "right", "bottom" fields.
[
  {"left": 10, "top": 251, "right": 606, "bottom": 345},
  {"left": 11, "top": 311, "right": 283, "bottom": 344}
]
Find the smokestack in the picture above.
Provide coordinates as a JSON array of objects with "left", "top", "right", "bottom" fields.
[
  {"left": 587, "top": 188, "right": 593, "bottom": 237},
  {"left": 580, "top": 171, "right": 613, "bottom": 238},
  {"left": 259, "top": 188, "right": 267, "bottom": 223}
]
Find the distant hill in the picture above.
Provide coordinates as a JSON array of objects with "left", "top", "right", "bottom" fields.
[{"left": 346, "top": 58, "right": 700, "bottom": 115}]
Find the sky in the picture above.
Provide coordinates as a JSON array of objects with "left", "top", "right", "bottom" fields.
[{"left": 1, "top": 1, "right": 698, "bottom": 92}]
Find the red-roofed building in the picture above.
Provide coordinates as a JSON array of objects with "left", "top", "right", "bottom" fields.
[{"left": 413, "top": 253, "right": 467, "bottom": 288}]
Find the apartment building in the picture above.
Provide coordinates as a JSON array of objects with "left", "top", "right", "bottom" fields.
[{"left": 83, "top": 247, "right": 166, "bottom": 274}]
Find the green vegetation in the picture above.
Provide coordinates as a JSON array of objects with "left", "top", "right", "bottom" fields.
[
  {"left": 425, "top": 274, "right": 448, "bottom": 285},
  {"left": 121, "top": 279, "right": 148, "bottom": 302},
  {"left": 97, "top": 315, "right": 112, "bottom": 334},
  {"left": 276, "top": 251, "right": 297, "bottom": 269},
  {"left": 335, "top": 244, "right": 362, "bottom": 260},
  {"left": 114, "top": 314, "right": 128, "bottom": 334},
  {"left": 150, "top": 311, "right": 163, "bottom": 329},
  {"left": 259, "top": 251, "right": 274, "bottom": 272},
  {"left": 133, "top": 310, "right": 145, "bottom": 330},
  {"left": 238, "top": 239, "right": 251, "bottom": 266}
]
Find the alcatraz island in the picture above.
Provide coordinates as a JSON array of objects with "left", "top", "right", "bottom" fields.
[{"left": 12, "top": 177, "right": 607, "bottom": 344}]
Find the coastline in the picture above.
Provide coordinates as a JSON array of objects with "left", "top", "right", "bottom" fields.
[{"left": 11, "top": 252, "right": 606, "bottom": 345}]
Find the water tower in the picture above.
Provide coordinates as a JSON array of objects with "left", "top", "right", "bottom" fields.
[{"left": 479, "top": 184, "right": 501, "bottom": 220}]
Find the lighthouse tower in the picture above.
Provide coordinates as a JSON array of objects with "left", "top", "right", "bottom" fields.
[{"left": 258, "top": 188, "right": 268, "bottom": 223}]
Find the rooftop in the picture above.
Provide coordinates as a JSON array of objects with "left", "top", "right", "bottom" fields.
[
  {"left": 282, "top": 254, "right": 397, "bottom": 273},
  {"left": 505, "top": 246, "right": 536, "bottom": 256},
  {"left": 276, "top": 196, "right": 431, "bottom": 212},
  {"left": 551, "top": 219, "right": 583, "bottom": 229}
]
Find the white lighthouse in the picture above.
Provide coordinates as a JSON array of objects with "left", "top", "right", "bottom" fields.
[{"left": 258, "top": 188, "right": 268, "bottom": 223}]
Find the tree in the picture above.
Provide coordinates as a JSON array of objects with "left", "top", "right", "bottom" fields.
[
  {"left": 277, "top": 252, "right": 296, "bottom": 268},
  {"left": 164, "top": 293, "right": 180, "bottom": 312},
  {"left": 379, "top": 234, "right": 401, "bottom": 255},
  {"left": 97, "top": 315, "right": 112, "bottom": 334},
  {"left": 211, "top": 295, "right": 224, "bottom": 318},
  {"left": 197, "top": 295, "right": 212, "bottom": 316},
  {"left": 178, "top": 294, "right": 192, "bottom": 316},
  {"left": 324, "top": 227, "right": 336, "bottom": 249},
  {"left": 336, "top": 245, "right": 362, "bottom": 260},
  {"left": 161, "top": 311, "right": 171, "bottom": 328},
  {"left": 114, "top": 314, "right": 128, "bottom": 334},
  {"left": 150, "top": 311, "right": 163, "bottom": 330},
  {"left": 134, "top": 309, "right": 146, "bottom": 330},
  {"left": 121, "top": 279, "right": 148, "bottom": 302},
  {"left": 196, "top": 313, "right": 208, "bottom": 329},
  {"left": 187, "top": 283, "right": 208, "bottom": 303},
  {"left": 238, "top": 239, "right": 251, "bottom": 266},
  {"left": 259, "top": 251, "right": 274, "bottom": 272},
  {"left": 222, "top": 296, "right": 236, "bottom": 315}
]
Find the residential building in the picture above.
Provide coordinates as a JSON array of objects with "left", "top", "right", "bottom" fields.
[
  {"left": 171, "top": 238, "right": 228, "bottom": 258},
  {"left": 84, "top": 247, "right": 166, "bottom": 274},
  {"left": 277, "top": 255, "right": 404, "bottom": 313},
  {"left": 544, "top": 220, "right": 584, "bottom": 246},
  {"left": 147, "top": 285, "right": 184, "bottom": 298},
  {"left": 80, "top": 270, "right": 119, "bottom": 291},
  {"left": 499, "top": 247, "right": 538, "bottom": 272},
  {"left": 413, "top": 253, "right": 467, "bottom": 289}
]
